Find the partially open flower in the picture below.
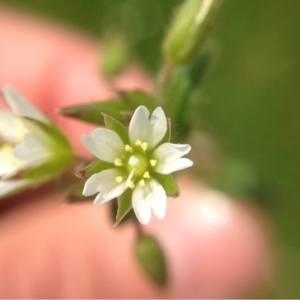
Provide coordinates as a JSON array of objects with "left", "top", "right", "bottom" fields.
[
  {"left": 0, "top": 86, "right": 72, "bottom": 198},
  {"left": 81, "top": 105, "right": 193, "bottom": 224}
]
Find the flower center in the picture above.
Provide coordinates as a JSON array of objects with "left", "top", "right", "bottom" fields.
[{"left": 127, "top": 154, "right": 148, "bottom": 178}]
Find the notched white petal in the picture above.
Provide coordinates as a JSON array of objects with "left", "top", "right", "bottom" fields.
[
  {"left": 14, "top": 134, "right": 51, "bottom": 164},
  {"left": 149, "top": 179, "right": 167, "bottom": 219},
  {"left": 83, "top": 169, "right": 127, "bottom": 205},
  {"left": 0, "top": 110, "right": 26, "bottom": 144},
  {"left": 132, "top": 186, "right": 152, "bottom": 225},
  {"left": 3, "top": 86, "right": 49, "bottom": 124},
  {"left": 82, "top": 128, "right": 124, "bottom": 163},
  {"left": 148, "top": 107, "right": 167, "bottom": 148},
  {"left": 129, "top": 106, "right": 152, "bottom": 145},
  {"left": 82, "top": 173, "right": 102, "bottom": 196},
  {"left": 154, "top": 143, "right": 193, "bottom": 174},
  {"left": 132, "top": 178, "right": 167, "bottom": 224},
  {"left": 156, "top": 158, "right": 194, "bottom": 174}
]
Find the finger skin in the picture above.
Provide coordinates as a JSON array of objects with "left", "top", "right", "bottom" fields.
[{"left": 0, "top": 7, "right": 271, "bottom": 298}]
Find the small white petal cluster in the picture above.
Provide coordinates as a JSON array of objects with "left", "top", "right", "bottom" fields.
[
  {"left": 82, "top": 105, "right": 193, "bottom": 224},
  {"left": 0, "top": 86, "right": 54, "bottom": 198}
]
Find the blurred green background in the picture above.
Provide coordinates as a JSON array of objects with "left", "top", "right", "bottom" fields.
[{"left": 1, "top": 0, "right": 300, "bottom": 297}]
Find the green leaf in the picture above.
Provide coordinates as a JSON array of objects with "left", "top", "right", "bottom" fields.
[
  {"left": 134, "top": 235, "right": 168, "bottom": 287},
  {"left": 166, "top": 52, "right": 211, "bottom": 141},
  {"left": 114, "top": 188, "right": 133, "bottom": 226},
  {"left": 102, "top": 113, "right": 129, "bottom": 144},
  {"left": 152, "top": 173, "right": 179, "bottom": 197},
  {"left": 58, "top": 91, "right": 155, "bottom": 126},
  {"left": 75, "top": 161, "right": 114, "bottom": 179},
  {"left": 21, "top": 155, "right": 72, "bottom": 181}
]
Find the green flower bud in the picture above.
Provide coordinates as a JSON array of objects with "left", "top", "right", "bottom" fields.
[{"left": 163, "top": 0, "right": 222, "bottom": 64}]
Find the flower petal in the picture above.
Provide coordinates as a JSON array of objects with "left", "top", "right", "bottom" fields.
[
  {"left": 83, "top": 169, "right": 127, "bottom": 205},
  {"left": 149, "top": 179, "right": 167, "bottom": 220},
  {"left": 2, "top": 86, "right": 49, "bottom": 124},
  {"left": 13, "top": 134, "right": 51, "bottom": 164},
  {"left": 81, "top": 128, "right": 124, "bottom": 163},
  {"left": 154, "top": 143, "right": 193, "bottom": 174},
  {"left": 132, "top": 178, "right": 167, "bottom": 224},
  {"left": 132, "top": 185, "right": 152, "bottom": 225},
  {"left": 0, "top": 180, "right": 31, "bottom": 198},
  {"left": 157, "top": 158, "right": 193, "bottom": 174},
  {"left": 148, "top": 107, "right": 167, "bottom": 148},
  {"left": 0, "top": 144, "right": 22, "bottom": 178},
  {"left": 0, "top": 110, "right": 26, "bottom": 144},
  {"left": 128, "top": 106, "right": 152, "bottom": 145}
]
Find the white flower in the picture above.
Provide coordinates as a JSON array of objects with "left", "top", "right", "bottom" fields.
[
  {"left": 0, "top": 86, "right": 71, "bottom": 198},
  {"left": 81, "top": 105, "right": 193, "bottom": 224}
]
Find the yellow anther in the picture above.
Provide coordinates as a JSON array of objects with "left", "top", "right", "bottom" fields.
[
  {"left": 135, "top": 139, "right": 142, "bottom": 146},
  {"left": 125, "top": 145, "right": 133, "bottom": 152},
  {"left": 143, "top": 172, "right": 150, "bottom": 179},
  {"left": 141, "top": 142, "right": 148, "bottom": 151},
  {"left": 115, "top": 176, "right": 123, "bottom": 183},
  {"left": 128, "top": 181, "right": 135, "bottom": 189},
  {"left": 150, "top": 159, "right": 157, "bottom": 167},
  {"left": 139, "top": 179, "right": 145, "bottom": 187},
  {"left": 114, "top": 158, "right": 123, "bottom": 166}
]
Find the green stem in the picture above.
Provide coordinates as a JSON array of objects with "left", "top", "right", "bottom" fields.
[{"left": 155, "top": 62, "right": 174, "bottom": 106}]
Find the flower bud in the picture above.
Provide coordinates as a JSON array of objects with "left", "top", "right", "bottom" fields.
[{"left": 163, "top": 0, "right": 222, "bottom": 64}]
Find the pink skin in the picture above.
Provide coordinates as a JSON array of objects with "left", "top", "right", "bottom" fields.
[{"left": 0, "top": 7, "right": 271, "bottom": 298}]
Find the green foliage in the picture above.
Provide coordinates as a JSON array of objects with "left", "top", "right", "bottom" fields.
[
  {"left": 102, "top": 113, "right": 129, "bottom": 144},
  {"left": 115, "top": 189, "right": 133, "bottom": 226},
  {"left": 152, "top": 174, "right": 179, "bottom": 197},
  {"left": 163, "top": 0, "right": 222, "bottom": 64},
  {"left": 21, "top": 156, "right": 72, "bottom": 181},
  {"left": 166, "top": 52, "right": 211, "bottom": 141},
  {"left": 58, "top": 91, "right": 155, "bottom": 126},
  {"left": 135, "top": 235, "right": 168, "bottom": 287},
  {"left": 75, "top": 161, "right": 114, "bottom": 179}
]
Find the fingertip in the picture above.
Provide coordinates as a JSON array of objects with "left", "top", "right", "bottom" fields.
[{"left": 148, "top": 174, "right": 271, "bottom": 298}]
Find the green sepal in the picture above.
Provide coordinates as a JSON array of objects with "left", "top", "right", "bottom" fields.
[
  {"left": 114, "top": 188, "right": 133, "bottom": 226},
  {"left": 57, "top": 91, "right": 155, "bottom": 126},
  {"left": 102, "top": 113, "right": 129, "bottom": 145},
  {"left": 20, "top": 155, "right": 72, "bottom": 181},
  {"left": 135, "top": 235, "right": 168, "bottom": 287},
  {"left": 152, "top": 173, "right": 179, "bottom": 197},
  {"left": 75, "top": 160, "right": 114, "bottom": 179}
]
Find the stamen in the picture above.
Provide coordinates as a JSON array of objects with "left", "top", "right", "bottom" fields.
[
  {"left": 125, "top": 145, "right": 133, "bottom": 152},
  {"left": 139, "top": 179, "right": 145, "bottom": 187},
  {"left": 150, "top": 159, "right": 157, "bottom": 167},
  {"left": 115, "top": 176, "right": 123, "bottom": 183},
  {"left": 128, "top": 181, "right": 135, "bottom": 189},
  {"left": 143, "top": 172, "right": 150, "bottom": 179},
  {"left": 141, "top": 142, "right": 148, "bottom": 151},
  {"left": 135, "top": 139, "right": 142, "bottom": 146},
  {"left": 114, "top": 158, "right": 123, "bottom": 166}
]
